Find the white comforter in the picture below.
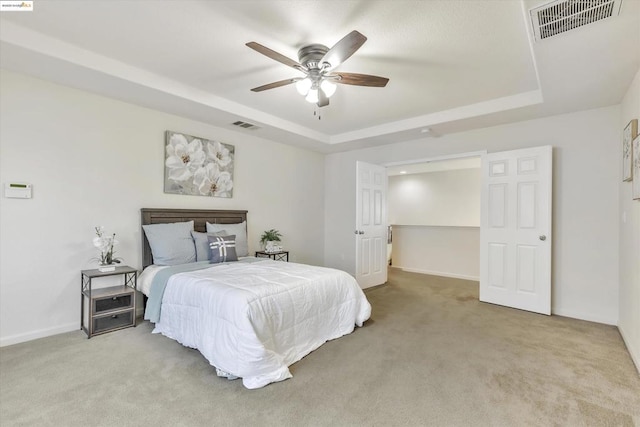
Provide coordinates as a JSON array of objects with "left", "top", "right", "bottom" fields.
[{"left": 152, "top": 260, "right": 371, "bottom": 389}]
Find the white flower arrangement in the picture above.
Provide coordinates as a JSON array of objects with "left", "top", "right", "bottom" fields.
[
  {"left": 93, "top": 226, "right": 122, "bottom": 270},
  {"left": 164, "top": 131, "right": 235, "bottom": 198}
]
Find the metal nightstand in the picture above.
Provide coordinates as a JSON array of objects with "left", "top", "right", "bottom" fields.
[
  {"left": 255, "top": 251, "right": 289, "bottom": 262},
  {"left": 81, "top": 265, "right": 137, "bottom": 338}
]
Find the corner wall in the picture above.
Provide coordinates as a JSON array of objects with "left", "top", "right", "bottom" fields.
[
  {"left": 0, "top": 70, "right": 326, "bottom": 346},
  {"left": 618, "top": 67, "right": 640, "bottom": 373},
  {"left": 325, "top": 106, "right": 620, "bottom": 324}
]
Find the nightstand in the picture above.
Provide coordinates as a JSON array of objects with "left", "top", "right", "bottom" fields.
[
  {"left": 81, "top": 265, "right": 137, "bottom": 338},
  {"left": 255, "top": 250, "right": 289, "bottom": 262}
]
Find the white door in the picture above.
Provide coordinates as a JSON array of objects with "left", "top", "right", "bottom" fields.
[
  {"left": 355, "top": 161, "right": 388, "bottom": 289},
  {"left": 480, "top": 146, "right": 552, "bottom": 315}
]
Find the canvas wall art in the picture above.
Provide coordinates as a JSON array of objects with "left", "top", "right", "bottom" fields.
[
  {"left": 164, "top": 131, "right": 235, "bottom": 198},
  {"left": 633, "top": 134, "right": 640, "bottom": 200},
  {"left": 623, "top": 119, "right": 637, "bottom": 182}
]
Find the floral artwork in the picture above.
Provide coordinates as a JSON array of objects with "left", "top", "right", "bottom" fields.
[{"left": 164, "top": 131, "right": 235, "bottom": 197}]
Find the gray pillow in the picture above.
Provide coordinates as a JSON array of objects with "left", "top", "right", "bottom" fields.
[
  {"left": 142, "top": 221, "right": 195, "bottom": 265},
  {"left": 191, "top": 230, "right": 227, "bottom": 261},
  {"left": 206, "top": 221, "right": 248, "bottom": 257},
  {"left": 208, "top": 234, "right": 238, "bottom": 264}
]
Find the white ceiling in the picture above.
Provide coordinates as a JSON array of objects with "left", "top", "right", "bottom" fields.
[{"left": 1, "top": 0, "right": 638, "bottom": 153}]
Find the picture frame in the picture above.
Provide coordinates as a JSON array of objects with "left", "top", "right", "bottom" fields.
[
  {"left": 633, "top": 134, "right": 640, "bottom": 200},
  {"left": 164, "top": 130, "right": 235, "bottom": 198},
  {"left": 623, "top": 119, "right": 637, "bottom": 182}
]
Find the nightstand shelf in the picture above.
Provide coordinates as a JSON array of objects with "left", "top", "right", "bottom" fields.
[
  {"left": 255, "top": 251, "right": 289, "bottom": 262},
  {"left": 81, "top": 266, "right": 137, "bottom": 338}
]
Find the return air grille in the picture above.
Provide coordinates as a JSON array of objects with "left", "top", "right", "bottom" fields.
[
  {"left": 232, "top": 120, "right": 260, "bottom": 130},
  {"left": 530, "top": 0, "right": 622, "bottom": 41}
]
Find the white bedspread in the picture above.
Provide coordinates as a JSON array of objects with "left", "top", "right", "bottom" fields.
[{"left": 152, "top": 259, "right": 371, "bottom": 389}]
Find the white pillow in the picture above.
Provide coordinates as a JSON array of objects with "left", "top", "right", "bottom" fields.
[
  {"left": 206, "top": 221, "right": 248, "bottom": 257},
  {"left": 142, "top": 221, "right": 195, "bottom": 265}
]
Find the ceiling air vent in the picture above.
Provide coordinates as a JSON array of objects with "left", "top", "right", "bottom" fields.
[
  {"left": 232, "top": 120, "right": 260, "bottom": 130},
  {"left": 530, "top": 0, "right": 623, "bottom": 41}
]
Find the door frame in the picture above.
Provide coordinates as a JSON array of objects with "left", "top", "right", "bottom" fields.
[
  {"left": 382, "top": 150, "right": 487, "bottom": 284},
  {"left": 383, "top": 151, "right": 487, "bottom": 169}
]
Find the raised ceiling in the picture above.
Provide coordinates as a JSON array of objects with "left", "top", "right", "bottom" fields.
[{"left": 1, "top": 0, "right": 638, "bottom": 153}]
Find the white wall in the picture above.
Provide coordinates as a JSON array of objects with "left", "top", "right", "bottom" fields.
[
  {"left": 388, "top": 168, "right": 481, "bottom": 279},
  {"left": 388, "top": 168, "right": 481, "bottom": 226},
  {"left": 325, "top": 106, "right": 620, "bottom": 324},
  {"left": 618, "top": 67, "right": 640, "bottom": 372},
  {"left": 391, "top": 226, "right": 479, "bottom": 280},
  {"left": 0, "top": 70, "right": 325, "bottom": 346}
]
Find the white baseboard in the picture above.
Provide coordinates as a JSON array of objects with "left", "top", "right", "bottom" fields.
[
  {"left": 618, "top": 324, "right": 640, "bottom": 376},
  {"left": 1, "top": 307, "right": 146, "bottom": 347},
  {"left": 0, "top": 322, "right": 78, "bottom": 347},
  {"left": 551, "top": 307, "right": 617, "bottom": 326},
  {"left": 391, "top": 265, "right": 479, "bottom": 282}
]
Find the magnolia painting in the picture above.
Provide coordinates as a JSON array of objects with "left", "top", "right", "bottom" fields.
[{"left": 164, "top": 131, "right": 235, "bottom": 198}]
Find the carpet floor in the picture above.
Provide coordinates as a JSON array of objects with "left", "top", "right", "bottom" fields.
[{"left": 1, "top": 268, "right": 638, "bottom": 426}]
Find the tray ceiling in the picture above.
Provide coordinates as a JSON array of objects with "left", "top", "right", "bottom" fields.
[{"left": 1, "top": 0, "right": 638, "bottom": 152}]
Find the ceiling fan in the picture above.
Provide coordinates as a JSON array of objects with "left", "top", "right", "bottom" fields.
[{"left": 246, "top": 30, "right": 389, "bottom": 108}]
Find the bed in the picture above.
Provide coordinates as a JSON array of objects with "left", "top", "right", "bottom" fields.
[{"left": 139, "top": 208, "right": 371, "bottom": 389}]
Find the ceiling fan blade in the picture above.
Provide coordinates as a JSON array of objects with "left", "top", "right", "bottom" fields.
[
  {"left": 317, "top": 89, "right": 330, "bottom": 108},
  {"left": 320, "top": 30, "right": 367, "bottom": 70},
  {"left": 246, "top": 42, "right": 306, "bottom": 71},
  {"left": 333, "top": 72, "right": 389, "bottom": 87},
  {"left": 250, "top": 78, "right": 298, "bottom": 92}
]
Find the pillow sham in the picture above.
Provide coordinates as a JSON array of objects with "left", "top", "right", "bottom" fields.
[
  {"left": 208, "top": 234, "right": 238, "bottom": 263},
  {"left": 191, "top": 230, "right": 227, "bottom": 261},
  {"left": 142, "top": 220, "right": 195, "bottom": 266},
  {"left": 206, "top": 221, "right": 248, "bottom": 257}
]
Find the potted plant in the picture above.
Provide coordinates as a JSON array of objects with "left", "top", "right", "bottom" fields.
[{"left": 260, "top": 229, "right": 282, "bottom": 253}]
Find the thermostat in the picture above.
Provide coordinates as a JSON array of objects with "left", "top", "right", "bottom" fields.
[{"left": 4, "top": 183, "right": 32, "bottom": 199}]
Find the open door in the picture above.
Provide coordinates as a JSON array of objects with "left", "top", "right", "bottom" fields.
[
  {"left": 480, "top": 146, "right": 552, "bottom": 315},
  {"left": 355, "top": 161, "right": 388, "bottom": 289}
]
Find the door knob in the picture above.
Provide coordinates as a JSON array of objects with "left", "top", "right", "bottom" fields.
[
  {"left": 539, "top": 235, "right": 546, "bottom": 241},
  {"left": 359, "top": 231, "right": 365, "bottom": 235}
]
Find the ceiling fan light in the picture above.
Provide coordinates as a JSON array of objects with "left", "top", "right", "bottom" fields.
[
  {"left": 305, "top": 88, "right": 319, "bottom": 103},
  {"left": 320, "top": 80, "right": 336, "bottom": 98},
  {"left": 296, "top": 78, "right": 312, "bottom": 95}
]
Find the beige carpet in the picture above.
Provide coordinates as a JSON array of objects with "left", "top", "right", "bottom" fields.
[{"left": 1, "top": 269, "right": 639, "bottom": 426}]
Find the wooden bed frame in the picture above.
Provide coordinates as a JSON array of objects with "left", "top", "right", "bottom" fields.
[{"left": 140, "top": 208, "right": 247, "bottom": 269}]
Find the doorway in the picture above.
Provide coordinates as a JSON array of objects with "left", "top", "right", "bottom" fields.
[
  {"left": 385, "top": 154, "right": 483, "bottom": 281},
  {"left": 382, "top": 146, "right": 553, "bottom": 316}
]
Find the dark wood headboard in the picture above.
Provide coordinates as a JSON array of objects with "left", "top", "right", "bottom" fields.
[{"left": 140, "top": 208, "right": 248, "bottom": 268}]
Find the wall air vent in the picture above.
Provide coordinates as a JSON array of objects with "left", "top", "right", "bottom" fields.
[
  {"left": 232, "top": 120, "right": 260, "bottom": 130},
  {"left": 530, "top": 0, "right": 623, "bottom": 41}
]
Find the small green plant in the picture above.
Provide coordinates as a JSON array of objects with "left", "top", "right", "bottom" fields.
[{"left": 260, "top": 229, "right": 282, "bottom": 244}]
